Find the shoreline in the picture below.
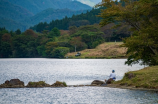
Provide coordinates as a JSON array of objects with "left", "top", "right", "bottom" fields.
[
  {"left": 1, "top": 83, "right": 158, "bottom": 93},
  {"left": 103, "top": 84, "right": 158, "bottom": 92}
]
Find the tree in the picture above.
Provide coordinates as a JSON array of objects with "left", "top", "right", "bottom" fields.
[
  {"left": 97, "top": 0, "right": 158, "bottom": 66},
  {"left": 15, "top": 29, "right": 21, "bottom": 35},
  {"left": 0, "top": 42, "right": 12, "bottom": 58},
  {"left": 24, "top": 29, "right": 38, "bottom": 38},
  {"left": 51, "top": 47, "right": 70, "bottom": 58},
  {"left": 0, "top": 33, "right": 12, "bottom": 58},
  {"left": 69, "top": 37, "right": 87, "bottom": 52},
  {"left": 48, "top": 27, "right": 60, "bottom": 38},
  {"left": 45, "top": 42, "right": 58, "bottom": 57},
  {"left": 69, "top": 26, "right": 77, "bottom": 35},
  {"left": 71, "top": 25, "right": 105, "bottom": 49}
]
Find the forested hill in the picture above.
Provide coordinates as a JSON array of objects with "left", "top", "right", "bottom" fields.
[
  {"left": 22, "top": 8, "right": 88, "bottom": 28},
  {"left": 6, "top": 0, "right": 92, "bottom": 14},
  {"left": 30, "top": 8, "right": 104, "bottom": 32},
  {"left": 0, "top": 0, "right": 33, "bottom": 20},
  {"left": 0, "top": 0, "right": 92, "bottom": 31}
]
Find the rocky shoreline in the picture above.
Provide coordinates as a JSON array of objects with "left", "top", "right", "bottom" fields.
[
  {"left": 1, "top": 79, "right": 158, "bottom": 92},
  {"left": 0, "top": 79, "right": 67, "bottom": 88}
]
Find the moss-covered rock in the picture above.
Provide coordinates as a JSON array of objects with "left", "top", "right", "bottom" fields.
[
  {"left": 51, "top": 81, "right": 67, "bottom": 87},
  {"left": 91, "top": 80, "right": 105, "bottom": 86},
  {"left": 26, "top": 81, "right": 50, "bottom": 88}
]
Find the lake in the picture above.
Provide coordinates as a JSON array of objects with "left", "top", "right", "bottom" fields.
[{"left": 0, "top": 59, "right": 158, "bottom": 104}]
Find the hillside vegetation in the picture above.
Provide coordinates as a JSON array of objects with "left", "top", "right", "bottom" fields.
[
  {"left": 7, "top": 0, "right": 91, "bottom": 14},
  {"left": 113, "top": 66, "right": 158, "bottom": 89},
  {"left": 66, "top": 42, "right": 127, "bottom": 59},
  {"left": 22, "top": 8, "right": 87, "bottom": 27}
]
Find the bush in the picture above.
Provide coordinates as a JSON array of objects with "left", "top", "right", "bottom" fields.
[
  {"left": 51, "top": 47, "right": 70, "bottom": 58},
  {"left": 62, "top": 82, "right": 67, "bottom": 87}
]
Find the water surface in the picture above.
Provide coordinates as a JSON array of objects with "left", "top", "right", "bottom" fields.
[
  {"left": 0, "top": 87, "right": 158, "bottom": 104},
  {"left": 1, "top": 59, "right": 157, "bottom": 104},
  {"left": 0, "top": 59, "right": 144, "bottom": 85}
]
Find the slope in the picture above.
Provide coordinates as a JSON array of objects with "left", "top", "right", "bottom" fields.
[
  {"left": 7, "top": 0, "right": 92, "bottom": 14},
  {"left": 65, "top": 42, "right": 127, "bottom": 58},
  {"left": 0, "top": 0, "right": 33, "bottom": 21},
  {"left": 22, "top": 8, "right": 88, "bottom": 26}
]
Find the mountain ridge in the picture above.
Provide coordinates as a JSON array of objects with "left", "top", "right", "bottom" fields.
[
  {"left": 6, "top": 0, "right": 91, "bottom": 14},
  {"left": 22, "top": 8, "right": 88, "bottom": 27},
  {"left": 0, "top": 0, "right": 92, "bottom": 31}
]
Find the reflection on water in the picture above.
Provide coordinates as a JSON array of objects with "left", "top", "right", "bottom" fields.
[
  {"left": 0, "top": 59, "right": 144, "bottom": 85},
  {"left": 0, "top": 87, "right": 158, "bottom": 104}
]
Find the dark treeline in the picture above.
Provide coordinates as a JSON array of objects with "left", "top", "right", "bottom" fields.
[{"left": 30, "top": 7, "right": 104, "bottom": 32}]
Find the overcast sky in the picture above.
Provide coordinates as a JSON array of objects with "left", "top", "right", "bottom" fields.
[{"left": 77, "top": 0, "right": 102, "bottom": 7}]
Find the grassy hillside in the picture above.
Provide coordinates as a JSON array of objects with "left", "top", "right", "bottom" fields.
[
  {"left": 114, "top": 66, "right": 158, "bottom": 89},
  {"left": 65, "top": 42, "right": 127, "bottom": 59}
]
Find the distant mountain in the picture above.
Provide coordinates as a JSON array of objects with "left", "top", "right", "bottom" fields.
[
  {"left": 7, "top": 0, "right": 92, "bottom": 14},
  {"left": 0, "top": 0, "right": 34, "bottom": 31},
  {"left": 0, "top": 0, "right": 33, "bottom": 21},
  {"left": 0, "top": 0, "right": 92, "bottom": 31},
  {"left": 30, "top": 7, "right": 103, "bottom": 32},
  {"left": 22, "top": 8, "right": 88, "bottom": 26},
  {"left": 0, "top": 18, "right": 28, "bottom": 31}
]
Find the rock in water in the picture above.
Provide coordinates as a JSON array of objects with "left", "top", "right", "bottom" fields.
[
  {"left": 0, "top": 79, "right": 24, "bottom": 88},
  {"left": 26, "top": 81, "right": 50, "bottom": 88},
  {"left": 106, "top": 78, "right": 114, "bottom": 84},
  {"left": 9, "top": 79, "right": 24, "bottom": 86},
  {"left": 91, "top": 80, "right": 105, "bottom": 86},
  {"left": 51, "top": 81, "right": 67, "bottom": 87}
]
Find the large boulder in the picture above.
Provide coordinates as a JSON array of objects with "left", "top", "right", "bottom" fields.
[
  {"left": 0, "top": 79, "right": 24, "bottom": 88},
  {"left": 106, "top": 78, "right": 114, "bottom": 84},
  {"left": 91, "top": 80, "right": 105, "bottom": 86},
  {"left": 51, "top": 81, "right": 67, "bottom": 87},
  {"left": 26, "top": 81, "right": 50, "bottom": 88}
]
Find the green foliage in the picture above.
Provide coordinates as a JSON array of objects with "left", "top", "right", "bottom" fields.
[
  {"left": 97, "top": 0, "right": 158, "bottom": 66},
  {"left": 12, "top": 30, "right": 38, "bottom": 58},
  {"left": 69, "top": 37, "right": 87, "bottom": 52},
  {"left": 45, "top": 42, "right": 58, "bottom": 57},
  {"left": 0, "top": 25, "right": 106, "bottom": 58},
  {"left": 62, "top": 82, "right": 67, "bottom": 87},
  {"left": 27, "top": 81, "right": 47, "bottom": 87},
  {"left": 15, "top": 29, "right": 21, "bottom": 35},
  {"left": 72, "top": 25, "right": 105, "bottom": 49},
  {"left": 37, "top": 45, "right": 46, "bottom": 57},
  {"left": 51, "top": 47, "right": 70, "bottom": 58},
  {"left": 31, "top": 7, "right": 104, "bottom": 32},
  {"left": 48, "top": 27, "right": 60, "bottom": 39},
  {"left": 0, "top": 42, "right": 12, "bottom": 58}
]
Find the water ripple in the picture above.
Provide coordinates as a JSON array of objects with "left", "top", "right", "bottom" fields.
[{"left": 0, "top": 87, "right": 158, "bottom": 104}]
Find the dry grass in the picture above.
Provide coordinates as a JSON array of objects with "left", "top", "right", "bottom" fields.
[{"left": 65, "top": 42, "right": 127, "bottom": 58}]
